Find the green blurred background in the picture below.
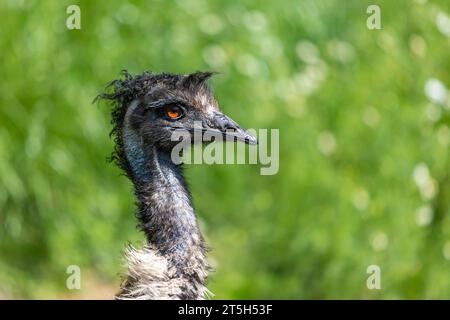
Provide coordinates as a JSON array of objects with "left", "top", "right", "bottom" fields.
[{"left": 0, "top": 0, "right": 449, "bottom": 299}]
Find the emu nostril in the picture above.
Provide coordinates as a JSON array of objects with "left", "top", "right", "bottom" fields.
[
  {"left": 210, "top": 112, "right": 256, "bottom": 144},
  {"left": 215, "top": 113, "right": 238, "bottom": 131}
]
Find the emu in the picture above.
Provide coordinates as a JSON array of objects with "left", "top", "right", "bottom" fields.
[{"left": 96, "top": 71, "right": 257, "bottom": 300}]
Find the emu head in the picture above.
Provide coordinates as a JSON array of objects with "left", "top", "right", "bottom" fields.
[{"left": 96, "top": 71, "right": 257, "bottom": 175}]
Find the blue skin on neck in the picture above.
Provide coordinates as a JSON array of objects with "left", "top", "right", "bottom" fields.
[
  {"left": 122, "top": 99, "right": 154, "bottom": 182},
  {"left": 123, "top": 129, "right": 185, "bottom": 185},
  {"left": 123, "top": 129, "right": 153, "bottom": 182}
]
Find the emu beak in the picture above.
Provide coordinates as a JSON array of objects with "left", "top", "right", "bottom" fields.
[{"left": 203, "top": 112, "right": 258, "bottom": 145}]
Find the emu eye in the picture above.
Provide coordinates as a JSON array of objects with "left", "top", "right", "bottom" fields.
[{"left": 164, "top": 104, "right": 184, "bottom": 120}]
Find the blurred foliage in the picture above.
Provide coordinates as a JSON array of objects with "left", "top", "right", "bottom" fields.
[{"left": 0, "top": 0, "right": 449, "bottom": 299}]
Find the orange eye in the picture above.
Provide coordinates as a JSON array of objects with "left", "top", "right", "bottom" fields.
[
  {"left": 167, "top": 109, "right": 180, "bottom": 119},
  {"left": 164, "top": 104, "right": 184, "bottom": 120}
]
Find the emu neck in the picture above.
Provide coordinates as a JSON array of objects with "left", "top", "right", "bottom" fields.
[
  {"left": 134, "top": 147, "right": 201, "bottom": 257},
  {"left": 121, "top": 103, "right": 208, "bottom": 300},
  {"left": 123, "top": 118, "right": 205, "bottom": 280}
]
